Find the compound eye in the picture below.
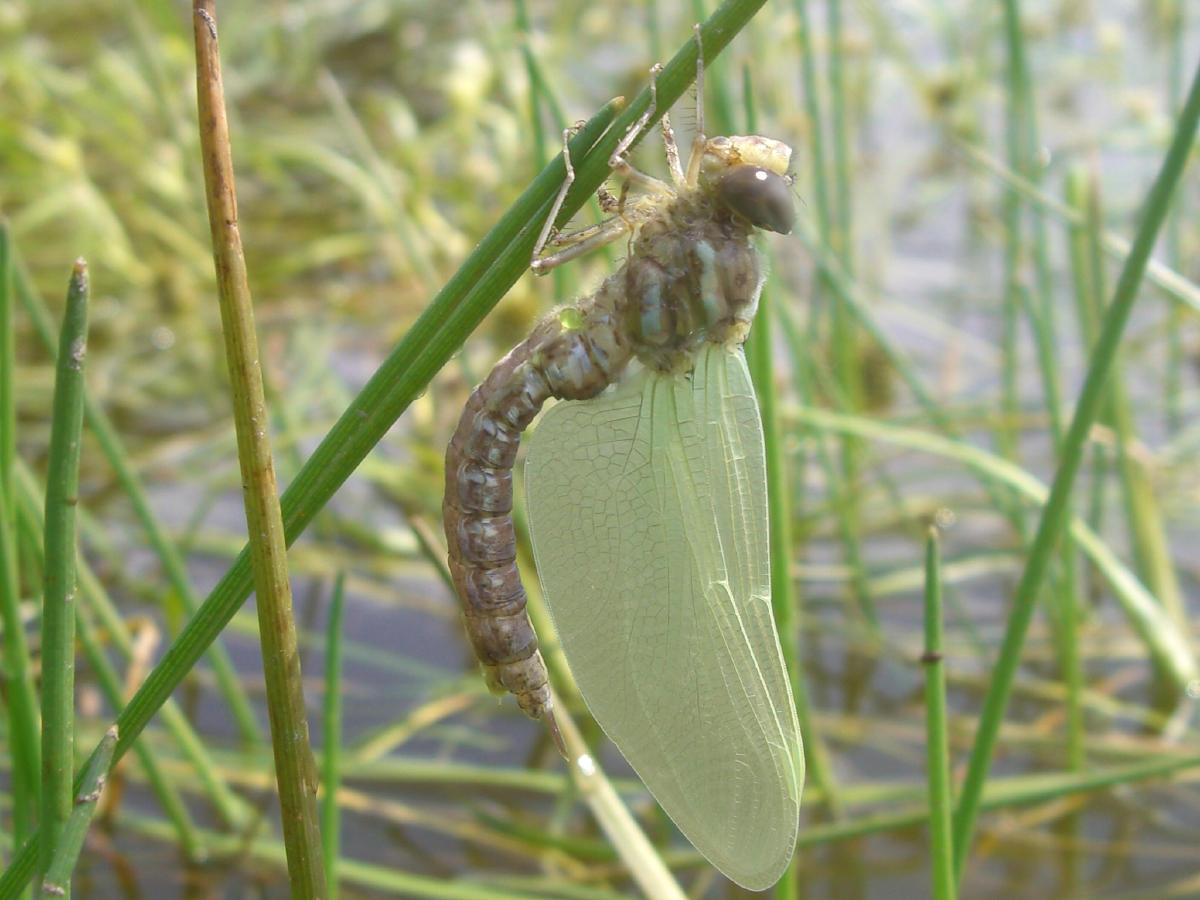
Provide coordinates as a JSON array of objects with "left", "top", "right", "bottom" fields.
[{"left": 716, "top": 166, "right": 795, "bottom": 234}]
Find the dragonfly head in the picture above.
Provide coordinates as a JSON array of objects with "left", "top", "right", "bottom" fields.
[{"left": 698, "top": 135, "right": 795, "bottom": 235}]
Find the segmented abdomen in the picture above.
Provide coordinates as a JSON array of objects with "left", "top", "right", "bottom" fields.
[{"left": 443, "top": 286, "right": 630, "bottom": 723}]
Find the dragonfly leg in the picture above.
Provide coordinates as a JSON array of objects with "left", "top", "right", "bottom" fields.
[
  {"left": 609, "top": 63, "right": 675, "bottom": 197},
  {"left": 609, "top": 62, "right": 663, "bottom": 168},
  {"left": 535, "top": 59, "right": 695, "bottom": 275},
  {"left": 610, "top": 161, "right": 672, "bottom": 198},
  {"left": 531, "top": 116, "right": 668, "bottom": 275},
  {"left": 530, "top": 122, "right": 584, "bottom": 270},
  {"left": 684, "top": 23, "right": 709, "bottom": 187},
  {"left": 661, "top": 109, "right": 686, "bottom": 186},
  {"left": 531, "top": 214, "right": 633, "bottom": 272}
]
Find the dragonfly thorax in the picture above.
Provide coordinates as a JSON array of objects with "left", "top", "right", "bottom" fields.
[{"left": 622, "top": 185, "right": 769, "bottom": 374}]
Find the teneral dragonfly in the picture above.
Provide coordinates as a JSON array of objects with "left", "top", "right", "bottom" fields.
[{"left": 442, "top": 37, "right": 804, "bottom": 890}]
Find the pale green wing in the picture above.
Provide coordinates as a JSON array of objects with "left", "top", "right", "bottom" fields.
[{"left": 525, "top": 343, "right": 804, "bottom": 891}]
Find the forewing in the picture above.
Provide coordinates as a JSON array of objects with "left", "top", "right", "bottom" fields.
[{"left": 525, "top": 343, "right": 804, "bottom": 890}]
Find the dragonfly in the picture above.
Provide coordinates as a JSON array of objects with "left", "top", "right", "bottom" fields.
[{"left": 443, "top": 32, "right": 803, "bottom": 891}]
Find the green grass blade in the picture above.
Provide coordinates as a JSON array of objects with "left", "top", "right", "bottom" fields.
[
  {"left": 12, "top": 464, "right": 205, "bottom": 859},
  {"left": 40, "top": 726, "right": 117, "bottom": 897},
  {"left": 38, "top": 260, "right": 89, "bottom": 894},
  {"left": 322, "top": 572, "right": 346, "bottom": 900},
  {"left": 0, "top": 221, "right": 40, "bottom": 867},
  {"left": 922, "top": 528, "right": 956, "bottom": 900},
  {"left": 950, "top": 55, "right": 1200, "bottom": 881},
  {"left": 13, "top": 460, "right": 251, "bottom": 842},
  {"left": 10, "top": 253, "right": 262, "bottom": 747}
]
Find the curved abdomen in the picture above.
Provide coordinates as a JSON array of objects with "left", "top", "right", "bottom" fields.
[{"left": 443, "top": 298, "right": 629, "bottom": 725}]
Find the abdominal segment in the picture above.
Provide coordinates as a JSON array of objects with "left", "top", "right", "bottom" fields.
[{"left": 442, "top": 285, "right": 630, "bottom": 727}]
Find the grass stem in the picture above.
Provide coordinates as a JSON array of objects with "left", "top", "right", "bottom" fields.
[
  {"left": 193, "top": 5, "right": 326, "bottom": 895},
  {"left": 921, "top": 528, "right": 956, "bottom": 900},
  {"left": 38, "top": 260, "right": 89, "bottom": 896},
  {"left": 951, "top": 53, "right": 1200, "bottom": 883},
  {"left": 322, "top": 573, "right": 347, "bottom": 900},
  {"left": 0, "top": 221, "right": 40, "bottom": 876}
]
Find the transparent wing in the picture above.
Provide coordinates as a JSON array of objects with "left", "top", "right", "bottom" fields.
[{"left": 525, "top": 343, "right": 804, "bottom": 890}]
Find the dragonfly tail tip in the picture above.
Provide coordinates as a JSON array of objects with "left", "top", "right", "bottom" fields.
[{"left": 545, "top": 709, "right": 569, "bottom": 760}]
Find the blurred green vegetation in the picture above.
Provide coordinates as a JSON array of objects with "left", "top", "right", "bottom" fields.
[{"left": 4, "top": 0, "right": 1200, "bottom": 897}]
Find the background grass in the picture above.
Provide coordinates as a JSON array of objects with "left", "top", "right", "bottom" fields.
[{"left": 3, "top": 1, "right": 1200, "bottom": 898}]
